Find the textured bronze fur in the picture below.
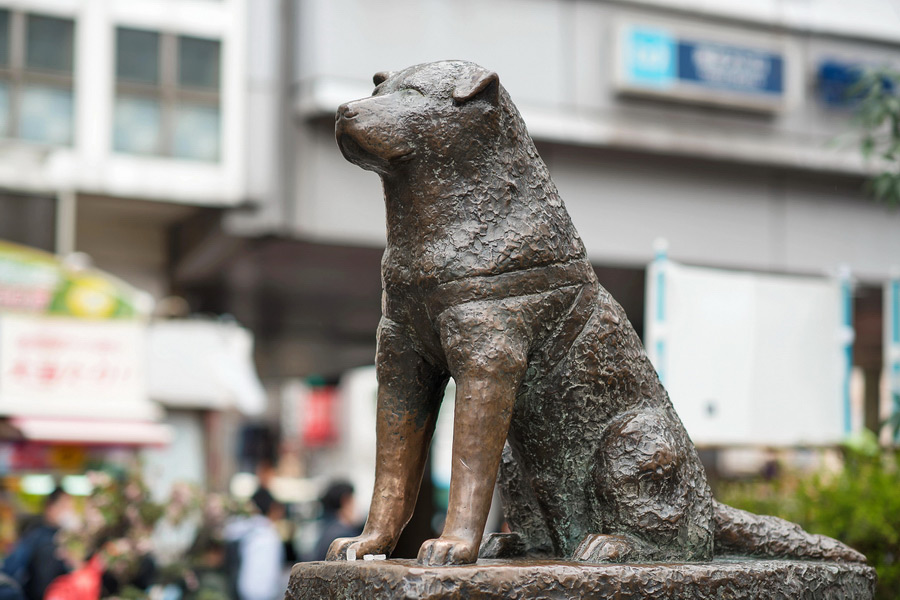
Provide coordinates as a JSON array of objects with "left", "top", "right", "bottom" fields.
[{"left": 329, "top": 60, "right": 866, "bottom": 567}]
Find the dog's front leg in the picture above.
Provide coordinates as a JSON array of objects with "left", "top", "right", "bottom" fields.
[
  {"left": 418, "top": 305, "right": 528, "bottom": 566},
  {"left": 327, "top": 318, "right": 447, "bottom": 561}
]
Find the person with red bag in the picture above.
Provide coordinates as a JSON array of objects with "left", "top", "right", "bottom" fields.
[{"left": 42, "top": 555, "right": 103, "bottom": 600}]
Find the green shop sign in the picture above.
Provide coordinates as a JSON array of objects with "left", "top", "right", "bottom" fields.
[{"left": 0, "top": 241, "right": 151, "bottom": 319}]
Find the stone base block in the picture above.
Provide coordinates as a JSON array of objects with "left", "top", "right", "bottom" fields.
[{"left": 286, "top": 558, "right": 876, "bottom": 599}]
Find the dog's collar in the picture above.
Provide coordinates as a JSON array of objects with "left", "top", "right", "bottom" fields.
[{"left": 428, "top": 259, "right": 595, "bottom": 318}]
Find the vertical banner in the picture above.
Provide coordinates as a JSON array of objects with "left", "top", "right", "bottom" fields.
[
  {"left": 303, "top": 385, "right": 338, "bottom": 448},
  {"left": 838, "top": 268, "right": 854, "bottom": 435},
  {"left": 887, "top": 275, "right": 900, "bottom": 442},
  {"left": 645, "top": 240, "right": 669, "bottom": 385}
]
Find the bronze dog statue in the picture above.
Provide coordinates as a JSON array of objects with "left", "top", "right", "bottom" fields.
[{"left": 330, "top": 60, "right": 865, "bottom": 567}]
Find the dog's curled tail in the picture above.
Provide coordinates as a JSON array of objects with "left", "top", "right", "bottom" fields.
[{"left": 713, "top": 501, "right": 866, "bottom": 563}]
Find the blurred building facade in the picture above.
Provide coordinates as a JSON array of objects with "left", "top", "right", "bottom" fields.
[
  {"left": 215, "top": 0, "right": 900, "bottom": 443},
  {"left": 2, "top": 0, "right": 899, "bottom": 488},
  {"left": 0, "top": 0, "right": 247, "bottom": 283},
  {"left": 0, "top": 0, "right": 260, "bottom": 493}
]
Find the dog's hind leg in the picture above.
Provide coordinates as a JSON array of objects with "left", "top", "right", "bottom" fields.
[
  {"left": 479, "top": 442, "right": 555, "bottom": 559},
  {"left": 577, "top": 409, "right": 714, "bottom": 563}
]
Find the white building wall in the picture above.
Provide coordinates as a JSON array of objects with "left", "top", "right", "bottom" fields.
[
  {"left": 294, "top": 122, "right": 387, "bottom": 247},
  {"left": 626, "top": 0, "right": 900, "bottom": 45},
  {"left": 231, "top": 0, "right": 286, "bottom": 234},
  {"left": 547, "top": 147, "right": 778, "bottom": 271},
  {"left": 289, "top": 0, "right": 900, "bottom": 172},
  {"left": 273, "top": 0, "right": 900, "bottom": 281},
  {"left": 781, "top": 179, "right": 900, "bottom": 281},
  {"left": 293, "top": 0, "right": 570, "bottom": 115},
  {"left": 283, "top": 130, "right": 900, "bottom": 281},
  {"left": 548, "top": 146, "right": 900, "bottom": 281}
]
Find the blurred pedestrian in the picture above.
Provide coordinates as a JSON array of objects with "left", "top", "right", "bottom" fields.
[
  {"left": 311, "top": 481, "right": 362, "bottom": 561},
  {"left": 1, "top": 488, "right": 77, "bottom": 600},
  {"left": 183, "top": 535, "right": 230, "bottom": 600},
  {"left": 224, "top": 488, "right": 285, "bottom": 600},
  {"left": 0, "top": 483, "right": 20, "bottom": 557},
  {"left": 253, "top": 461, "right": 276, "bottom": 506},
  {"left": 42, "top": 555, "right": 103, "bottom": 600}
]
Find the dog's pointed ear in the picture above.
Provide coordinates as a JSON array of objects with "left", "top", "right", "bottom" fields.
[
  {"left": 452, "top": 69, "right": 500, "bottom": 104},
  {"left": 373, "top": 71, "right": 396, "bottom": 86}
]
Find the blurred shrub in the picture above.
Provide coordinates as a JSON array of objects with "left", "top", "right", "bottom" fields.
[
  {"left": 718, "top": 434, "right": 900, "bottom": 600},
  {"left": 57, "top": 470, "right": 253, "bottom": 600},
  {"left": 852, "top": 67, "right": 900, "bottom": 206}
]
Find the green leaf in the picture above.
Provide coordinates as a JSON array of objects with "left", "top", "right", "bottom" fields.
[
  {"left": 892, "top": 176, "right": 900, "bottom": 206},
  {"left": 862, "top": 136, "right": 876, "bottom": 158},
  {"left": 884, "top": 140, "right": 900, "bottom": 161},
  {"left": 874, "top": 173, "right": 894, "bottom": 199}
]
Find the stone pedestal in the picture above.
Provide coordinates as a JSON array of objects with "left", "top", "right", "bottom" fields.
[{"left": 286, "top": 558, "right": 876, "bottom": 599}]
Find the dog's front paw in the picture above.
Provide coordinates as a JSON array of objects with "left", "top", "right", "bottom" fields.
[
  {"left": 417, "top": 535, "right": 479, "bottom": 566},
  {"left": 478, "top": 532, "right": 526, "bottom": 559},
  {"left": 326, "top": 533, "right": 393, "bottom": 561}
]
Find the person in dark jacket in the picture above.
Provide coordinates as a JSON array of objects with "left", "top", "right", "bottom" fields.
[
  {"left": 2, "top": 488, "right": 75, "bottom": 600},
  {"left": 311, "top": 482, "right": 362, "bottom": 562}
]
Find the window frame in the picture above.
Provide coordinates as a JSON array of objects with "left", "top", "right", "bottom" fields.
[
  {"left": 0, "top": 10, "right": 76, "bottom": 145},
  {"left": 114, "top": 27, "right": 221, "bottom": 161}
]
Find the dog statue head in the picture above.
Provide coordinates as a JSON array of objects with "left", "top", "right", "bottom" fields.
[{"left": 336, "top": 61, "right": 506, "bottom": 176}]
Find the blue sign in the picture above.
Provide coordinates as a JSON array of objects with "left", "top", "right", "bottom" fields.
[
  {"left": 622, "top": 26, "right": 786, "bottom": 110},
  {"left": 818, "top": 61, "right": 862, "bottom": 106},
  {"left": 678, "top": 41, "right": 783, "bottom": 95},
  {"left": 625, "top": 29, "right": 677, "bottom": 89},
  {"left": 817, "top": 60, "right": 894, "bottom": 107}
]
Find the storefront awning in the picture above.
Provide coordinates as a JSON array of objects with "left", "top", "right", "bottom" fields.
[
  {"left": 148, "top": 320, "right": 266, "bottom": 416},
  {"left": 9, "top": 417, "right": 173, "bottom": 446}
]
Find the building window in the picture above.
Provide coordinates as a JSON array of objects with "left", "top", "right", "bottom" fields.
[
  {"left": 114, "top": 28, "right": 221, "bottom": 162},
  {"left": 0, "top": 10, "right": 75, "bottom": 146},
  {"left": 0, "top": 191, "right": 57, "bottom": 252}
]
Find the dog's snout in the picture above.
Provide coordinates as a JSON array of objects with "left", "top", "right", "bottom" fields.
[{"left": 337, "top": 103, "right": 358, "bottom": 121}]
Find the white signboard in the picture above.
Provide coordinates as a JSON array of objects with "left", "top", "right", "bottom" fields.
[
  {"left": 645, "top": 260, "right": 850, "bottom": 446},
  {"left": 0, "top": 314, "right": 156, "bottom": 420}
]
